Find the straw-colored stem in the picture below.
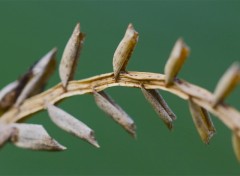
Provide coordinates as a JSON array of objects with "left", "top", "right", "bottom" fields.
[{"left": 0, "top": 71, "right": 240, "bottom": 137}]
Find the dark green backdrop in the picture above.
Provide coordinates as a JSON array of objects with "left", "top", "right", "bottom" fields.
[{"left": 0, "top": 1, "right": 240, "bottom": 175}]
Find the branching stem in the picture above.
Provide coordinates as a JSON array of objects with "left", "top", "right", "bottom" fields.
[{"left": 1, "top": 71, "right": 240, "bottom": 136}]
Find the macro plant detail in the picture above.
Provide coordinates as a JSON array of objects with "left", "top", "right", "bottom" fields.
[{"left": 0, "top": 22, "right": 240, "bottom": 162}]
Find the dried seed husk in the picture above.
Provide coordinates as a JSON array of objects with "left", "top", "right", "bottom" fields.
[
  {"left": 141, "top": 87, "right": 173, "bottom": 130},
  {"left": 93, "top": 91, "right": 136, "bottom": 137},
  {"left": 232, "top": 132, "right": 240, "bottom": 161},
  {"left": 59, "top": 23, "right": 85, "bottom": 88},
  {"left": 47, "top": 104, "right": 99, "bottom": 148},
  {"left": 14, "top": 48, "right": 57, "bottom": 107},
  {"left": 113, "top": 23, "right": 138, "bottom": 80},
  {"left": 213, "top": 62, "right": 240, "bottom": 107},
  {"left": 188, "top": 99, "right": 216, "bottom": 144},
  {"left": 0, "top": 123, "right": 13, "bottom": 147},
  {"left": 10, "top": 123, "right": 66, "bottom": 151},
  {"left": 164, "top": 38, "right": 190, "bottom": 86}
]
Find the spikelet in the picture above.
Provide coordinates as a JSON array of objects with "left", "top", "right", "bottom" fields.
[
  {"left": 10, "top": 123, "right": 66, "bottom": 151},
  {"left": 113, "top": 23, "right": 138, "bottom": 80},
  {"left": 232, "top": 132, "right": 240, "bottom": 161},
  {"left": 164, "top": 38, "right": 190, "bottom": 86},
  {"left": 59, "top": 23, "right": 85, "bottom": 88},
  {"left": 213, "top": 62, "right": 240, "bottom": 107},
  {"left": 93, "top": 91, "right": 136, "bottom": 137},
  {"left": 14, "top": 48, "right": 57, "bottom": 107},
  {"left": 47, "top": 104, "right": 99, "bottom": 148},
  {"left": 188, "top": 99, "right": 216, "bottom": 144},
  {"left": 141, "top": 87, "right": 174, "bottom": 130}
]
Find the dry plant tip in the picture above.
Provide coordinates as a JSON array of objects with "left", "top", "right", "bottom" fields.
[
  {"left": 93, "top": 90, "right": 136, "bottom": 138},
  {"left": 113, "top": 23, "right": 138, "bottom": 81},
  {"left": 47, "top": 103, "right": 100, "bottom": 148},
  {"left": 188, "top": 99, "right": 216, "bottom": 144},
  {"left": 141, "top": 86, "right": 174, "bottom": 130},
  {"left": 164, "top": 38, "right": 190, "bottom": 86},
  {"left": 59, "top": 22, "right": 85, "bottom": 88},
  {"left": 213, "top": 62, "right": 240, "bottom": 107}
]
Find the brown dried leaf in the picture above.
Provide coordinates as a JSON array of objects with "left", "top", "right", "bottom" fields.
[
  {"left": 93, "top": 91, "right": 136, "bottom": 137},
  {"left": 141, "top": 87, "right": 173, "bottom": 130},
  {"left": 59, "top": 23, "right": 85, "bottom": 88},
  {"left": 47, "top": 104, "right": 99, "bottom": 148},
  {"left": 188, "top": 99, "right": 216, "bottom": 144},
  {"left": 14, "top": 48, "right": 57, "bottom": 107},
  {"left": 10, "top": 123, "right": 66, "bottom": 151},
  {"left": 113, "top": 23, "right": 138, "bottom": 80},
  {"left": 164, "top": 38, "right": 190, "bottom": 86},
  {"left": 213, "top": 62, "right": 240, "bottom": 107},
  {"left": 232, "top": 132, "right": 240, "bottom": 161}
]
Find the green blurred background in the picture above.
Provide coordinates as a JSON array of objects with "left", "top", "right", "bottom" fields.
[{"left": 0, "top": 1, "right": 240, "bottom": 175}]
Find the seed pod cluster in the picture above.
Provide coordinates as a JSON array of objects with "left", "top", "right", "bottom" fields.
[
  {"left": 0, "top": 22, "right": 240, "bottom": 162},
  {"left": 113, "top": 23, "right": 138, "bottom": 80}
]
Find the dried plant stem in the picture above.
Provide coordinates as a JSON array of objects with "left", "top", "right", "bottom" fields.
[{"left": 1, "top": 71, "right": 240, "bottom": 137}]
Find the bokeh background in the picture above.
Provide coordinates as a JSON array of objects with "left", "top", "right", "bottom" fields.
[{"left": 0, "top": 1, "right": 240, "bottom": 175}]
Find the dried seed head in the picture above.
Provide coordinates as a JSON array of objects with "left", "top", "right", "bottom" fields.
[
  {"left": 47, "top": 104, "right": 99, "bottom": 148},
  {"left": 10, "top": 123, "right": 66, "bottom": 151},
  {"left": 93, "top": 91, "right": 136, "bottom": 137},
  {"left": 232, "top": 132, "right": 240, "bottom": 162},
  {"left": 213, "top": 62, "right": 240, "bottom": 107},
  {"left": 164, "top": 38, "right": 190, "bottom": 86},
  {"left": 141, "top": 87, "right": 174, "bottom": 130},
  {"left": 188, "top": 99, "right": 216, "bottom": 144},
  {"left": 14, "top": 48, "right": 57, "bottom": 107},
  {"left": 59, "top": 23, "right": 85, "bottom": 88},
  {"left": 113, "top": 23, "right": 138, "bottom": 80}
]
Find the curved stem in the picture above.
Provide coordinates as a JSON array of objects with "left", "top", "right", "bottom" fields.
[{"left": 1, "top": 71, "right": 240, "bottom": 136}]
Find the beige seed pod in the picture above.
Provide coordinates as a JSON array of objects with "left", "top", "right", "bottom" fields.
[
  {"left": 47, "top": 104, "right": 99, "bottom": 148},
  {"left": 93, "top": 91, "right": 136, "bottom": 137},
  {"left": 141, "top": 87, "right": 173, "bottom": 130},
  {"left": 232, "top": 132, "right": 240, "bottom": 161},
  {"left": 59, "top": 23, "right": 85, "bottom": 88},
  {"left": 164, "top": 38, "right": 190, "bottom": 86},
  {"left": 213, "top": 62, "right": 240, "bottom": 107},
  {"left": 14, "top": 48, "right": 57, "bottom": 107},
  {"left": 113, "top": 23, "right": 139, "bottom": 80},
  {"left": 10, "top": 123, "right": 66, "bottom": 151},
  {"left": 188, "top": 99, "right": 216, "bottom": 144}
]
